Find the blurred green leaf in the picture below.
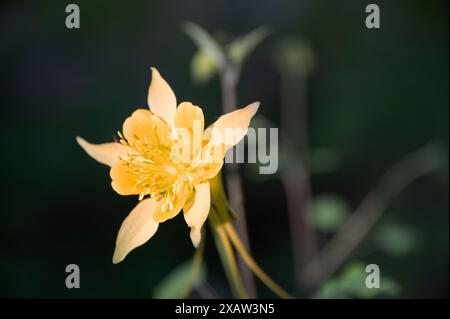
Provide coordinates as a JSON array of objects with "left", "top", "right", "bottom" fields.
[
  {"left": 315, "top": 262, "right": 401, "bottom": 299},
  {"left": 315, "top": 280, "right": 346, "bottom": 298},
  {"left": 373, "top": 223, "right": 420, "bottom": 257},
  {"left": 274, "top": 36, "right": 316, "bottom": 76},
  {"left": 153, "top": 259, "right": 206, "bottom": 299},
  {"left": 228, "top": 26, "right": 270, "bottom": 66},
  {"left": 182, "top": 21, "right": 225, "bottom": 69},
  {"left": 191, "top": 50, "right": 217, "bottom": 85},
  {"left": 310, "top": 194, "right": 350, "bottom": 232}
]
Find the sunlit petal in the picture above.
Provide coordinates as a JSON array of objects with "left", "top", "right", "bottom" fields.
[
  {"left": 153, "top": 185, "right": 190, "bottom": 223},
  {"left": 147, "top": 68, "right": 177, "bottom": 130},
  {"left": 204, "top": 102, "right": 259, "bottom": 152},
  {"left": 76, "top": 136, "right": 131, "bottom": 167},
  {"left": 110, "top": 162, "right": 145, "bottom": 196},
  {"left": 113, "top": 198, "right": 159, "bottom": 264},
  {"left": 122, "top": 109, "right": 171, "bottom": 147},
  {"left": 192, "top": 159, "right": 223, "bottom": 184},
  {"left": 175, "top": 102, "right": 205, "bottom": 134},
  {"left": 183, "top": 182, "right": 211, "bottom": 247},
  {"left": 174, "top": 102, "right": 205, "bottom": 162}
]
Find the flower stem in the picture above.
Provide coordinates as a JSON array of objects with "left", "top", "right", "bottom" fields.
[
  {"left": 209, "top": 210, "right": 248, "bottom": 299},
  {"left": 222, "top": 222, "right": 294, "bottom": 299},
  {"left": 210, "top": 173, "right": 294, "bottom": 299}
]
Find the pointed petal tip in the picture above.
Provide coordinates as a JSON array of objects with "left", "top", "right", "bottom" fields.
[
  {"left": 190, "top": 229, "right": 201, "bottom": 248},
  {"left": 112, "top": 242, "right": 132, "bottom": 264},
  {"left": 147, "top": 66, "right": 177, "bottom": 126},
  {"left": 112, "top": 251, "right": 124, "bottom": 264},
  {"left": 75, "top": 136, "right": 86, "bottom": 146},
  {"left": 76, "top": 136, "right": 130, "bottom": 167},
  {"left": 76, "top": 136, "right": 90, "bottom": 153},
  {"left": 150, "top": 67, "right": 159, "bottom": 76},
  {"left": 248, "top": 101, "right": 260, "bottom": 114}
]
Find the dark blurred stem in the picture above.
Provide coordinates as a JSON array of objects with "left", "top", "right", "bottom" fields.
[
  {"left": 219, "top": 66, "right": 257, "bottom": 298},
  {"left": 301, "top": 144, "right": 441, "bottom": 289},
  {"left": 280, "top": 73, "right": 318, "bottom": 294}
]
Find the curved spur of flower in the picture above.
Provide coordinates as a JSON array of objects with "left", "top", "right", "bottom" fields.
[{"left": 77, "top": 68, "right": 259, "bottom": 264}]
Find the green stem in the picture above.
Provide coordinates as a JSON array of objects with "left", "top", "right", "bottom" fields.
[
  {"left": 210, "top": 210, "right": 248, "bottom": 299},
  {"left": 223, "top": 222, "right": 294, "bottom": 299},
  {"left": 209, "top": 173, "right": 294, "bottom": 299}
]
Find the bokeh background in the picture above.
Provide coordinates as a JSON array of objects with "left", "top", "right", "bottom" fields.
[{"left": 0, "top": 0, "right": 448, "bottom": 298}]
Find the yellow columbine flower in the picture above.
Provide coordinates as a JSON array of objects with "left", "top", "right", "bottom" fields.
[{"left": 77, "top": 68, "right": 258, "bottom": 264}]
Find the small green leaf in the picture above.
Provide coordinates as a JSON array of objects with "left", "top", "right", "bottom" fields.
[
  {"left": 314, "top": 262, "right": 401, "bottom": 299},
  {"left": 228, "top": 26, "right": 270, "bottom": 66},
  {"left": 191, "top": 50, "right": 217, "bottom": 85},
  {"left": 314, "top": 280, "right": 346, "bottom": 299},
  {"left": 153, "top": 259, "right": 206, "bottom": 299},
  {"left": 310, "top": 194, "right": 350, "bottom": 232},
  {"left": 373, "top": 223, "right": 420, "bottom": 257},
  {"left": 182, "top": 22, "right": 225, "bottom": 69},
  {"left": 338, "top": 263, "right": 370, "bottom": 297}
]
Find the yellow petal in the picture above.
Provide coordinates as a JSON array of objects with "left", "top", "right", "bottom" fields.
[
  {"left": 191, "top": 158, "right": 223, "bottom": 184},
  {"left": 76, "top": 136, "right": 131, "bottom": 167},
  {"left": 147, "top": 68, "right": 177, "bottom": 129},
  {"left": 183, "top": 182, "right": 211, "bottom": 247},
  {"left": 122, "top": 109, "right": 171, "bottom": 147},
  {"left": 110, "top": 162, "right": 145, "bottom": 196},
  {"left": 174, "top": 102, "right": 204, "bottom": 163},
  {"left": 153, "top": 185, "right": 189, "bottom": 223},
  {"left": 153, "top": 202, "right": 183, "bottom": 223},
  {"left": 204, "top": 102, "right": 259, "bottom": 152},
  {"left": 113, "top": 198, "right": 159, "bottom": 264},
  {"left": 175, "top": 102, "right": 204, "bottom": 134}
]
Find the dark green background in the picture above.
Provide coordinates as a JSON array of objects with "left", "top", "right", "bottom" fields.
[{"left": 0, "top": 0, "right": 448, "bottom": 298}]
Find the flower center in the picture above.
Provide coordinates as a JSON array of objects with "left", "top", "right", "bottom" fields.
[{"left": 119, "top": 133, "right": 194, "bottom": 211}]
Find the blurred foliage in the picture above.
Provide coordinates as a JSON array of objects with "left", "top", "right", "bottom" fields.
[
  {"left": 228, "top": 26, "right": 270, "bottom": 67},
  {"left": 309, "top": 194, "right": 350, "bottom": 232},
  {"left": 315, "top": 262, "right": 401, "bottom": 299},
  {"left": 182, "top": 21, "right": 224, "bottom": 74},
  {"left": 191, "top": 50, "right": 217, "bottom": 85},
  {"left": 373, "top": 223, "right": 421, "bottom": 258},
  {"left": 184, "top": 22, "right": 269, "bottom": 83},
  {"left": 153, "top": 259, "right": 206, "bottom": 299}
]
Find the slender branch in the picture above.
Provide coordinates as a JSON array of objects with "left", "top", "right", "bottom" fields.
[
  {"left": 280, "top": 72, "right": 318, "bottom": 293},
  {"left": 219, "top": 65, "right": 257, "bottom": 298},
  {"left": 301, "top": 144, "right": 442, "bottom": 289}
]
